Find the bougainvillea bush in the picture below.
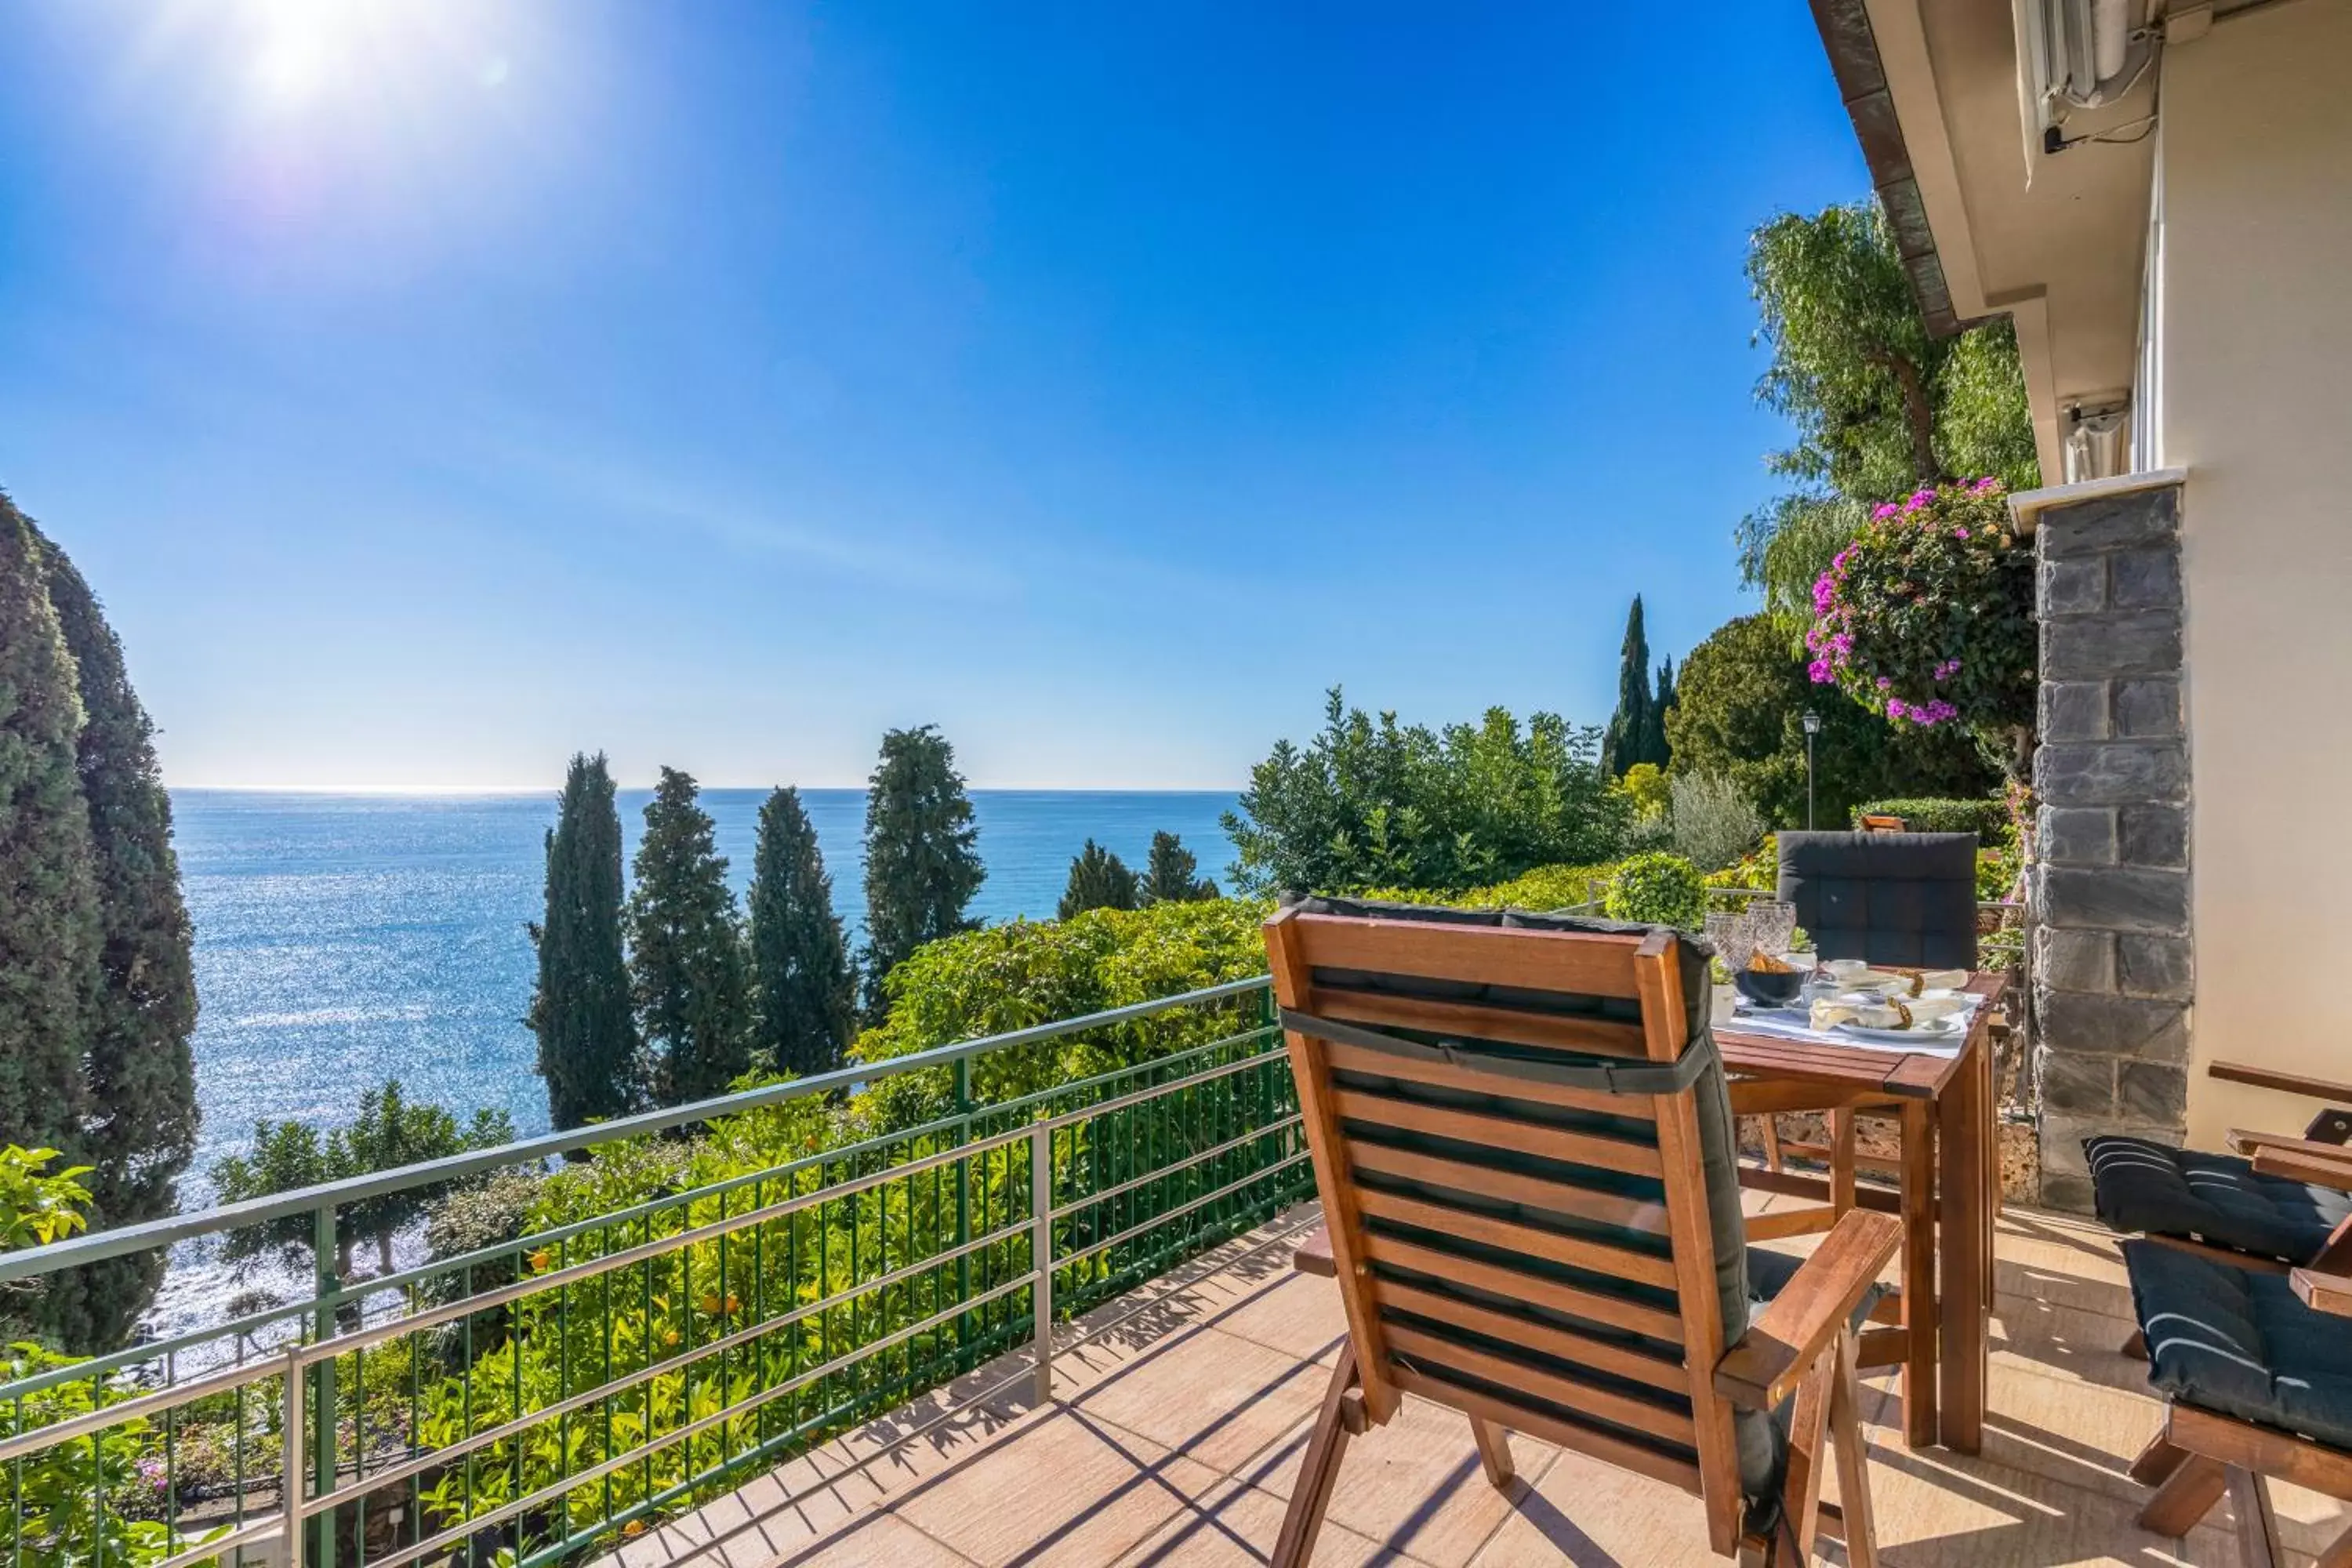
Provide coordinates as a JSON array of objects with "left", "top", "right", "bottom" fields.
[{"left": 1806, "top": 478, "right": 2036, "bottom": 779}]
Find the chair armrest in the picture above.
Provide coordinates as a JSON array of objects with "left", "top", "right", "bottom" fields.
[
  {"left": 2249, "top": 1146, "right": 2352, "bottom": 1191},
  {"left": 2227, "top": 1130, "right": 2352, "bottom": 1160},
  {"left": 2292, "top": 1268, "right": 2352, "bottom": 1318},
  {"left": 1294, "top": 1225, "right": 1336, "bottom": 1279},
  {"left": 1714, "top": 1210, "right": 1902, "bottom": 1410},
  {"left": 2209, "top": 1061, "right": 2352, "bottom": 1106}
]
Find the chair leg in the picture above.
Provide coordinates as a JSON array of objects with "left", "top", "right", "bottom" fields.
[
  {"left": 2128, "top": 1431, "right": 2187, "bottom": 1485},
  {"left": 1829, "top": 1332, "right": 1878, "bottom": 1568},
  {"left": 1468, "top": 1415, "right": 1514, "bottom": 1489},
  {"left": 1780, "top": 1341, "right": 1835, "bottom": 1561},
  {"left": 2229, "top": 1466, "right": 2281, "bottom": 1568},
  {"left": 1829, "top": 1109, "right": 1857, "bottom": 1215},
  {"left": 2137, "top": 1451, "right": 2228, "bottom": 1536},
  {"left": 1760, "top": 1114, "right": 1785, "bottom": 1173},
  {"left": 1273, "top": 1345, "right": 1360, "bottom": 1568},
  {"left": 2122, "top": 1327, "right": 2149, "bottom": 1360}
]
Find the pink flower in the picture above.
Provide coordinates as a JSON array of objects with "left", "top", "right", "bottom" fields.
[
  {"left": 1954, "top": 527, "right": 1970, "bottom": 539},
  {"left": 1808, "top": 659, "right": 1835, "bottom": 684},
  {"left": 1875, "top": 676, "right": 1891, "bottom": 689},
  {"left": 1871, "top": 503, "right": 1897, "bottom": 520}
]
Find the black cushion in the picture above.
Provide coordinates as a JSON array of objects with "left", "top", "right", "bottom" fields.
[
  {"left": 2087, "top": 1135, "right": 2350, "bottom": 1263},
  {"left": 2123, "top": 1240, "right": 2352, "bottom": 1450},
  {"left": 1287, "top": 897, "right": 1797, "bottom": 1501},
  {"left": 1775, "top": 831, "right": 1979, "bottom": 970}
]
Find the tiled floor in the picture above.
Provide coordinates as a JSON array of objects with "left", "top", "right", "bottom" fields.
[{"left": 601, "top": 1200, "right": 2352, "bottom": 1567}]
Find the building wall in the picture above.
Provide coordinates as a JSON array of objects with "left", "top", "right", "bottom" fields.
[{"left": 2160, "top": 1, "right": 2352, "bottom": 1145}]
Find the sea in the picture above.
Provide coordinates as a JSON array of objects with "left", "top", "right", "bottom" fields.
[{"left": 151, "top": 787, "right": 1240, "bottom": 1340}]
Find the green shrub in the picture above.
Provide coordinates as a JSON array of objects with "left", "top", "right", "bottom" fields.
[
  {"left": 1849, "top": 797, "right": 2010, "bottom": 837},
  {"left": 1356, "top": 862, "right": 1620, "bottom": 913},
  {"left": 1603, "top": 853, "right": 1706, "bottom": 931},
  {"left": 1704, "top": 835, "right": 1779, "bottom": 891}
]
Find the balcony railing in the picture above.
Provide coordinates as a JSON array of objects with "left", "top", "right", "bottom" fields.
[{"left": 0, "top": 978, "right": 1308, "bottom": 1568}]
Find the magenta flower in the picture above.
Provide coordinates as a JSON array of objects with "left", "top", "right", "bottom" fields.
[
  {"left": 1872, "top": 503, "right": 1897, "bottom": 520},
  {"left": 1875, "top": 676, "right": 1891, "bottom": 689},
  {"left": 1954, "top": 526, "right": 1970, "bottom": 539},
  {"left": 1808, "top": 659, "right": 1835, "bottom": 684}
]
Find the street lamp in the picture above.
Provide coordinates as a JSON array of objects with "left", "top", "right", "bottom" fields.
[{"left": 1801, "top": 709, "right": 1822, "bottom": 829}]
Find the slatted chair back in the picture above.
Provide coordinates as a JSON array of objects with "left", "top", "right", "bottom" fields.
[{"left": 1265, "top": 897, "right": 1763, "bottom": 1555}]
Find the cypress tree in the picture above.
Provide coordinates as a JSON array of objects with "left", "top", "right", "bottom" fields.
[
  {"left": 1642, "top": 655, "right": 1678, "bottom": 772},
  {"left": 746, "top": 786, "right": 855, "bottom": 1078},
  {"left": 626, "top": 768, "right": 752, "bottom": 1106},
  {"left": 529, "top": 752, "right": 643, "bottom": 1129},
  {"left": 1057, "top": 840, "right": 1139, "bottom": 919},
  {"left": 1600, "top": 595, "right": 1654, "bottom": 779},
  {"left": 1139, "top": 830, "right": 1217, "bottom": 904},
  {"left": 860, "top": 725, "right": 984, "bottom": 1014},
  {"left": 23, "top": 514, "right": 200, "bottom": 1348},
  {"left": 0, "top": 509, "right": 101, "bottom": 1232}
]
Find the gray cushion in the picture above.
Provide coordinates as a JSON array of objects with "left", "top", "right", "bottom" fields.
[
  {"left": 2089, "top": 1135, "right": 2350, "bottom": 1263},
  {"left": 2124, "top": 1240, "right": 2352, "bottom": 1450},
  {"left": 1775, "top": 832, "right": 1979, "bottom": 970}
]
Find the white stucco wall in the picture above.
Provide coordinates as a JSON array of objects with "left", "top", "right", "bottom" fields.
[{"left": 2161, "top": 0, "right": 2352, "bottom": 1145}]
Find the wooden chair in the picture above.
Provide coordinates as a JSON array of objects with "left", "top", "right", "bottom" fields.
[{"left": 1263, "top": 898, "right": 1900, "bottom": 1565}]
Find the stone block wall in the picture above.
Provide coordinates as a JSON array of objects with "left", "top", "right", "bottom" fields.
[{"left": 2029, "top": 481, "right": 2193, "bottom": 1211}]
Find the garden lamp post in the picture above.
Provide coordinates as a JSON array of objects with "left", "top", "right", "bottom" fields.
[{"left": 1802, "top": 709, "right": 1821, "bottom": 829}]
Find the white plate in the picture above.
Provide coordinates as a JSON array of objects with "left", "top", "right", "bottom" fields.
[{"left": 1835, "top": 1016, "right": 1963, "bottom": 1044}]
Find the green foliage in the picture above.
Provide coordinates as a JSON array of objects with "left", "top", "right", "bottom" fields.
[
  {"left": 1357, "top": 862, "right": 1621, "bottom": 913},
  {"left": 210, "top": 1080, "right": 514, "bottom": 1280},
  {"left": 1647, "top": 658, "right": 1676, "bottom": 771},
  {"left": 1849, "top": 797, "right": 2012, "bottom": 837},
  {"left": 1140, "top": 831, "right": 1217, "bottom": 904},
  {"left": 1704, "top": 835, "right": 1780, "bottom": 891},
  {"left": 1665, "top": 615, "right": 1998, "bottom": 829},
  {"left": 861, "top": 726, "right": 985, "bottom": 1013},
  {"left": 1668, "top": 771, "right": 1766, "bottom": 873},
  {"left": 1617, "top": 763, "right": 1671, "bottom": 823},
  {"left": 532, "top": 752, "right": 644, "bottom": 1130},
  {"left": 1806, "top": 481, "right": 2038, "bottom": 779},
  {"left": 629, "top": 768, "right": 753, "bottom": 1105},
  {"left": 1223, "top": 688, "right": 1628, "bottom": 896},
  {"left": 1602, "top": 597, "right": 1668, "bottom": 778},
  {"left": 22, "top": 515, "right": 200, "bottom": 1349},
  {"left": 1, "top": 1340, "right": 216, "bottom": 1568},
  {"left": 1603, "top": 852, "right": 1706, "bottom": 931},
  {"left": 746, "top": 786, "right": 856, "bottom": 1079},
  {"left": 0, "top": 506, "right": 101, "bottom": 1284},
  {"left": 0, "top": 1149, "right": 93, "bottom": 1253},
  {"left": 1058, "top": 840, "right": 1139, "bottom": 920},
  {"left": 1736, "top": 201, "right": 2038, "bottom": 619}
]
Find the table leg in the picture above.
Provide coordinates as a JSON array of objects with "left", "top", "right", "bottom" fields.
[
  {"left": 1938, "top": 1038, "right": 1990, "bottom": 1454},
  {"left": 1900, "top": 1100, "right": 1937, "bottom": 1449}
]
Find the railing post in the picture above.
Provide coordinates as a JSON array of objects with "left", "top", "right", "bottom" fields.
[
  {"left": 310, "top": 1204, "right": 338, "bottom": 1568},
  {"left": 279, "top": 1342, "right": 305, "bottom": 1568},
  {"left": 1029, "top": 1120, "right": 1053, "bottom": 1406},
  {"left": 953, "top": 1055, "right": 973, "bottom": 1372}
]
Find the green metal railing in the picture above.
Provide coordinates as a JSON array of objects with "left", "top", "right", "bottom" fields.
[{"left": 0, "top": 978, "right": 1308, "bottom": 1568}]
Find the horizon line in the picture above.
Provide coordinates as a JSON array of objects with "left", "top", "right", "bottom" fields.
[{"left": 165, "top": 782, "right": 1249, "bottom": 797}]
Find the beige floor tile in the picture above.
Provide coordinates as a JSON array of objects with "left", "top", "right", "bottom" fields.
[
  {"left": 764, "top": 1512, "right": 976, "bottom": 1566},
  {"left": 1240, "top": 1396, "right": 1557, "bottom": 1568},
  {"left": 1991, "top": 1214, "right": 2137, "bottom": 1321},
  {"left": 1199, "top": 1267, "right": 1350, "bottom": 1366},
  {"left": 1465, "top": 1444, "right": 1715, "bottom": 1568},
  {"left": 1112, "top": 1476, "right": 1417, "bottom": 1567},
  {"left": 1992, "top": 1290, "right": 2160, "bottom": 1398},
  {"left": 1073, "top": 1324, "right": 1330, "bottom": 1473},
  {"left": 886, "top": 1406, "right": 1224, "bottom": 1567}
]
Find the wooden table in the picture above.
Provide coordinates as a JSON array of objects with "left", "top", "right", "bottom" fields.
[{"left": 1715, "top": 971, "right": 2005, "bottom": 1455}]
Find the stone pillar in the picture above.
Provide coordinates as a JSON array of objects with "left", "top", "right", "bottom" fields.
[{"left": 2029, "top": 481, "right": 2192, "bottom": 1212}]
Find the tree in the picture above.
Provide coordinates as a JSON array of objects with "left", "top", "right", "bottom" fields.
[
  {"left": 0, "top": 509, "right": 101, "bottom": 1279},
  {"left": 1600, "top": 597, "right": 1661, "bottom": 779},
  {"left": 1642, "top": 656, "right": 1677, "bottom": 772},
  {"left": 1736, "top": 201, "right": 2039, "bottom": 619},
  {"left": 627, "top": 768, "right": 753, "bottom": 1106},
  {"left": 1140, "top": 831, "right": 1218, "bottom": 904},
  {"left": 1664, "top": 614, "right": 1997, "bottom": 829},
  {"left": 1223, "top": 689, "right": 1628, "bottom": 896},
  {"left": 860, "top": 726, "right": 985, "bottom": 1013},
  {"left": 20, "top": 510, "right": 200, "bottom": 1349},
  {"left": 746, "top": 786, "right": 856, "bottom": 1079},
  {"left": 210, "top": 1082, "right": 514, "bottom": 1281},
  {"left": 1058, "top": 840, "right": 1139, "bottom": 919},
  {"left": 529, "top": 753, "right": 643, "bottom": 1130}
]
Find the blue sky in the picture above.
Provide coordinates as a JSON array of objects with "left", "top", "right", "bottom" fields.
[{"left": 0, "top": 2, "right": 1867, "bottom": 789}]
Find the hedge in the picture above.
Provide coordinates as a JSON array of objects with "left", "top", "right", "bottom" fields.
[{"left": 1849, "top": 797, "right": 2010, "bottom": 838}]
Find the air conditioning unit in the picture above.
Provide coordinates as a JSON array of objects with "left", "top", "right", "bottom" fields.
[{"left": 2016, "top": 0, "right": 2156, "bottom": 150}]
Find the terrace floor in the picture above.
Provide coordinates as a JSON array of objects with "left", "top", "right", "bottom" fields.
[{"left": 601, "top": 1196, "right": 2352, "bottom": 1567}]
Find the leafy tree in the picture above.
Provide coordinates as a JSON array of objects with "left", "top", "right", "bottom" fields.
[
  {"left": 1664, "top": 614, "right": 1997, "bottom": 829},
  {"left": 746, "top": 786, "right": 856, "bottom": 1078},
  {"left": 627, "top": 768, "right": 753, "bottom": 1106},
  {"left": 1601, "top": 596, "right": 1665, "bottom": 778},
  {"left": 1058, "top": 840, "right": 1139, "bottom": 919},
  {"left": 1223, "top": 688, "right": 1628, "bottom": 896},
  {"left": 1617, "top": 763, "right": 1672, "bottom": 824},
  {"left": 530, "top": 753, "right": 643, "bottom": 1130},
  {"left": 1140, "top": 831, "right": 1218, "bottom": 904},
  {"left": 19, "top": 510, "right": 200, "bottom": 1348},
  {"left": 0, "top": 1149, "right": 93, "bottom": 1253},
  {"left": 0, "top": 508, "right": 100, "bottom": 1257},
  {"left": 860, "top": 725, "right": 985, "bottom": 1013},
  {"left": 1735, "top": 201, "right": 2039, "bottom": 619},
  {"left": 210, "top": 1081, "right": 514, "bottom": 1280}
]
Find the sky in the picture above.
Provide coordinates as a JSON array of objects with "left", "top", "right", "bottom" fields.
[{"left": 0, "top": 2, "right": 1870, "bottom": 791}]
